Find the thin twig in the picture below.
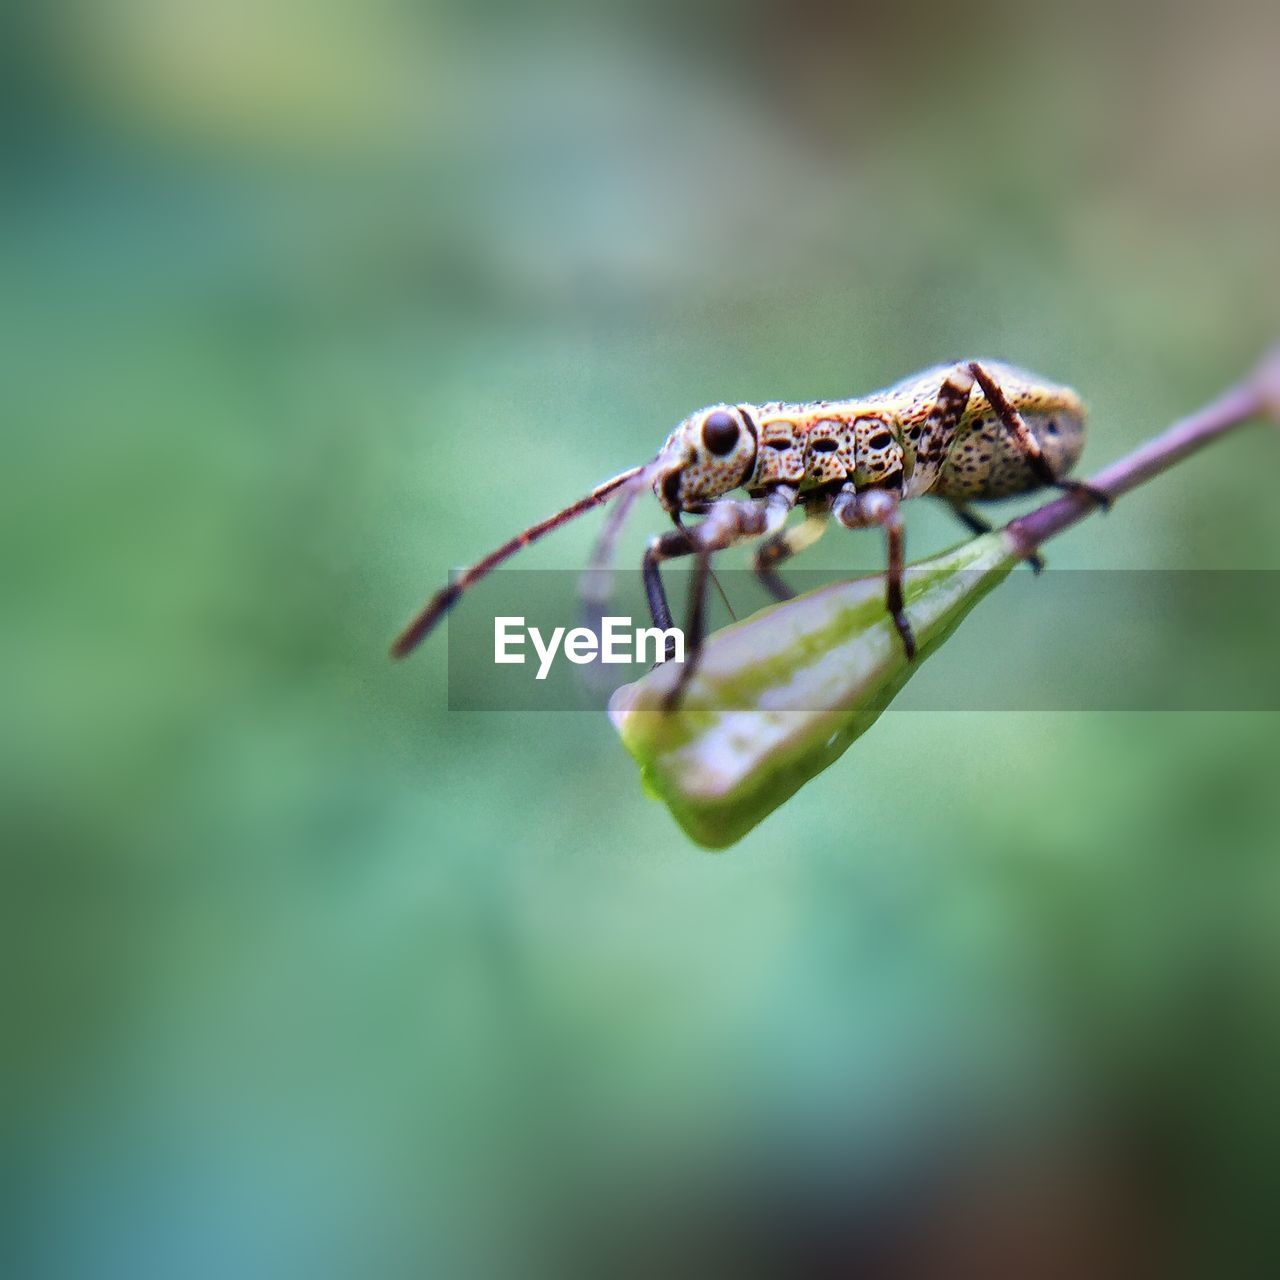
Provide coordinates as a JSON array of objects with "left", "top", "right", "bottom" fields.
[{"left": 1006, "top": 345, "right": 1280, "bottom": 557}]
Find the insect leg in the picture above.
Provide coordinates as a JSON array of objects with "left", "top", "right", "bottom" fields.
[
  {"left": 655, "top": 489, "right": 796, "bottom": 709},
  {"left": 669, "top": 546, "right": 713, "bottom": 707},
  {"left": 946, "top": 499, "right": 993, "bottom": 538},
  {"left": 642, "top": 524, "right": 695, "bottom": 655},
  {"left": 753, "top": 498, "right": 833, "bottom": 602},
  {"left": 967, "top": 361, "right": 1111, "bottom": 509},
  {"left": 642, "top": 522, "right": 749, "bottom": 666},
  {"left": 832, "top": 484, "right": 915, "bottom": 660},
  {"left": 644, "top": 488, "right": 795, "bottom": 639},
  {"left": 940, "top": 499, "right": 1045, "bottom": 574},
  {"left": 912, "top": 363, "right": 981, "bottom": 482}
]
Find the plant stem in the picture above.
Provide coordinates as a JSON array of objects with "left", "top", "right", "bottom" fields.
[{"left": 1006, "top": 347, "right": 1280, "bottom": 556}]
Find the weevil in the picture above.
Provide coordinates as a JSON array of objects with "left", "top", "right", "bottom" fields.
[{"left": 391, "top": 360, "right": 1102, "bottom": 705}]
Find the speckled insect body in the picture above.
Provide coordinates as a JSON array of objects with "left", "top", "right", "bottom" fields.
[
  {"left": 392, "top": 360, "right": 1094, "bottom": 707},
  {"left": 663, "top": 361, "right": 1086, "bottom": 507}
]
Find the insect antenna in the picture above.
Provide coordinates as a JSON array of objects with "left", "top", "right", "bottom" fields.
[
  {"left": 390, "top": 463, "right": 650, "bottom": 659},
  {"left": 708, "top": 567, "right": 737, "bottom": 621}
]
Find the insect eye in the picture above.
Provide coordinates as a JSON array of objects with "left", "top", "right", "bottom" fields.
[{"left": 702, "top": 410, "right": 740, "bottom": 456}]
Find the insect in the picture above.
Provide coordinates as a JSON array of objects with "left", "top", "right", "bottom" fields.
[{"left": 391, "top": 360, "right": 1102, "bottom": 706}]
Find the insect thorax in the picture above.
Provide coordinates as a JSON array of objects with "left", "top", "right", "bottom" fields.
[{"left": 745, "top": 404, "right": 905, "bottom": 494}]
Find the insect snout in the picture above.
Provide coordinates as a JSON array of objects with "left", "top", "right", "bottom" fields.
[{"left": 656, "top": 404, "right": 758, "bottom": 511}]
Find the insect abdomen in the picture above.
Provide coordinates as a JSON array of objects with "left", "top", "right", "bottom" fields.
[{"left": 933, "top": 398, "right": 1086, "bottom": 501}]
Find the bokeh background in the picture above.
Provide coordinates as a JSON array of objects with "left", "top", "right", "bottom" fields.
[{"left": 6, "top": 0, "right": 1280, "bottom": 1275}]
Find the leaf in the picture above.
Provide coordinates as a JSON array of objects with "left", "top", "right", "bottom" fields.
[{"left": 609, "top": 531, "right": 1021, "bottom": 849}]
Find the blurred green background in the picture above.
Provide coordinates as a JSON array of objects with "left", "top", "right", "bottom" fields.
[{"left": 5, "top": 0, "right": 1280, "bottom": 1275}]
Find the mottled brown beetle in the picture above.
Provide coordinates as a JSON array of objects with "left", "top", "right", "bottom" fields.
[{"left": 392, "top": 360, "right": 1101, "bottom": 705}]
